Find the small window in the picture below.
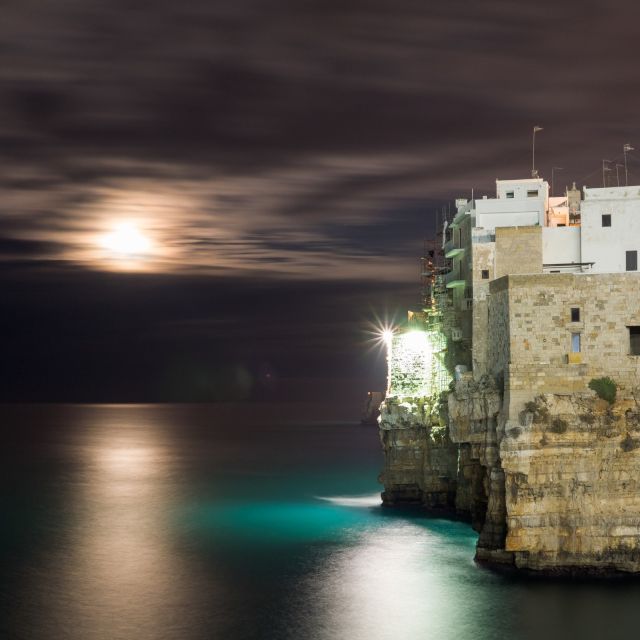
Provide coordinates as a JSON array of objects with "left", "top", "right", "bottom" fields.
[
  {"left": 527, "top": 190, "right": 538, "bottom": 197},
  {"left": 481, "top": 269, "right": 489, "bottom": 279},
  {"left": 630, "top": 327, "right": 640, "bottom": 356},
  {"left": 571, "top": 333, "right": 581, "bottom": 353},
  {"left": 506, "top": 191, "right": 514, "bottom": 199},
  {"left": 571, "top": 307, "right": 580, "bottom": 322},
  {"left": 557, "top": 223, "right": 566, "bottom": 227},
  {"left": 626, "top": 250, "right": 638, "bottom": 272},
  {"left": 602, "top": 214, "right": 611, "bottom": 227}
]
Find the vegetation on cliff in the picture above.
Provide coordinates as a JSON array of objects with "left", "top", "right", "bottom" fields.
[{"left": 588, "top": 377, "right": 618, "bottom": 404}]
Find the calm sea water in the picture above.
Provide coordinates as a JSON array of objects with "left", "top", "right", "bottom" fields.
[{"left": 1, "top": 404, "right": 640, "bottom": 640}]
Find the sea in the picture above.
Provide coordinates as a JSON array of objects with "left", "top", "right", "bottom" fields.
[{"left": 1, "top": 403, "right": 640, "bottom": 640}]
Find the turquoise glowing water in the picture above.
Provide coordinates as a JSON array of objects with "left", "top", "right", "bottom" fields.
[{"left": 2, "top": 404, "right": 640, "bottom": 640}]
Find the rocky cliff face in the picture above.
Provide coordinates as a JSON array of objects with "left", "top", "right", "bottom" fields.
[
  {"left": 379, "top": 376, "right": 640, "bottom": 574},
  {"left": 501, "top": 392, "right": 640, "bottom": 573},
  {"left": 448, "top": 375, "right": 511, "bottom": 563},
  {"left": 378, "top": 396, "right": 457, "bottom": 509}
]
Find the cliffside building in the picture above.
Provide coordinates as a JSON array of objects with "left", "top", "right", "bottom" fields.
[{"left": 379, "top": 178, "right": 640, "bottom": 573}]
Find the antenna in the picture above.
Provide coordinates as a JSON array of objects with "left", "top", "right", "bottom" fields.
[
  {"left": 624, "top": 143, "right": 634, "bottom": 186},
  {"left": 551, "top": 167, "right": 564, "bottom": 197},
  {"left": 532, "top": 126, "right": 543, "bottom": 178},
  {"left": 616, "top": 164, "right": 624, "bottom": 187},
  {"left": 602, "top": 159, "right": 612, "bottom": 187}
]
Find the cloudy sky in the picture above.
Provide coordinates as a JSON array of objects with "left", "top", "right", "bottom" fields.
[{"left": 2, "top": 0, "right": 640, "bottom": 402}]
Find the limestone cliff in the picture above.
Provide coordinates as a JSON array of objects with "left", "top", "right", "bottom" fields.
[
  {"left": 448, "top": 375, "right": 510, "bottom": 562},
  {"left": 379, "top": 374, "right": 640, "bottom": 574},
  {"left": 501, "top": 392, "right": 640, "bottom": 573},
  {"left": 378, "top": 395, "right": 457, "bottom": 509}
]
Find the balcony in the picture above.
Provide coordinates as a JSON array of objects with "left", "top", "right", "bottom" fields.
[{"left": 445, "top": 247, "right": 465, "bottom": 259}]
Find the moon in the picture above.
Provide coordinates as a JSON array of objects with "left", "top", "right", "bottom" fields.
[{"left": 100, "top": 223, "right": 151, "bottom": 257}]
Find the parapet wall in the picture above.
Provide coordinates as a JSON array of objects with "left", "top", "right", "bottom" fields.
[{"left": 494, "top": 226, "right": 542, "bottom": 279}]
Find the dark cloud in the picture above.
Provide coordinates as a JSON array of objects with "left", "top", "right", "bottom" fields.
[
  {"left": 0, "top": 238, "right": 63, "bottom": 258},
  {"left": 1, "top": 0, "right": 639, "bottom": 279}
]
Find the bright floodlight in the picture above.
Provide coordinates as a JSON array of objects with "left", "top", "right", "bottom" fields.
[
  {"left": 382, "top": 329, "right": 394, "bottom": 345},
  {"left": 402, "top": 330, "right": 428, "bottom": 350}
]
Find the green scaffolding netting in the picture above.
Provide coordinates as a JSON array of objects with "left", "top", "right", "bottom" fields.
[{"left": 387, "top": 328, "right": 451, "bottom": 399}]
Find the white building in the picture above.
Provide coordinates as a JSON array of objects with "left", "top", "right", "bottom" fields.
[
  {"left": 447, "top": 178, "right": 640, "bottom": 288},
  {"left": 475, "top": 178, "right": 548, "bottom": 229},
  {"left": 581, "top": 185, "right": 640, "bottom": 273},
  {"left": 442, "top": 177, "right": 640, "bottom": 370}
]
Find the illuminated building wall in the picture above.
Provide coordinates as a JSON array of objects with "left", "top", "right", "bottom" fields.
[{"left": 387, "top": 329, "right": 451, "bottom": 399}]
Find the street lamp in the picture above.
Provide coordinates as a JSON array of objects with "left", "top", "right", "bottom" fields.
[{"left": 532, "top": 126, "right": 543, "bottom": 178}]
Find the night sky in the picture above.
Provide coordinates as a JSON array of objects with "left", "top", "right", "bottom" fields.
[{"left": 2, "top": 0, "right": 640, "bottom": 403}]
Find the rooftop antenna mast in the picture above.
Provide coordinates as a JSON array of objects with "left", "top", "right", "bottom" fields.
[
  {"left": 551, "top": 166, "right": 563, "bottom": 197},
  {"left": 624, "top": 143, "right": 634, "bottom": 186},
  {"left": 532, "top": 126, "right": 543, "bottom": 178},
  {"left": 602, "top": 159, "right": 612, "bottom": 187},
  {"left": 616, "top": 164, "right": 624, "bottom": 187}
]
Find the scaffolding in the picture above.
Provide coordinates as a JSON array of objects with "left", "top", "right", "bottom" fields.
[{"left": 400, "top": 237, "right": 452, "bottom": 396}]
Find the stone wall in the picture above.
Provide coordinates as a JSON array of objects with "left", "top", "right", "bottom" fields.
[
  {"left": 486, "top": 277, "right": 510, "bottom": 380},
  {"left": 491, "top": 273, "right": 640, "bottom": 415},
  {"left": 471, "top": 239, "right": 495, "bottom": 375},
  {"left": 494, "top": 226, "right": 542, "bottom": 278}
]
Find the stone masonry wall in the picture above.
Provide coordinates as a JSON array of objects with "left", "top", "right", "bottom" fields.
[
  {"left": 486, "top": 277, "right": 510, "bottom": 381},
  {"left": 471, "top": 240, "right": 495, "bottom": 375},
  {"left": 494, "top": 226, "right": 542, "bottom": 279},
  {"left": 492, "top": 273, "right": 640, "bottom": 415}
]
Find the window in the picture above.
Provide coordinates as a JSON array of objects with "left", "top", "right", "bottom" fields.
[
  {"left": 571, "top": 307, "right": 580, "bottom": 322},
  {"left": 481, "top": 269, "right": 489, "bottom": 279},
  {"left": 506, "top": 191, "right": 514, "bottom": 199},
  {"left": 527, "top": 190, "right": 538, "bottom": 197},
  {"left": 630, "top": 327, "right": 640, "bottom": 356},
  {"left": 602, "top": 214, "right": 611, "bottom": 227},
  {"left": 626, "top": 250, "right": 638, "bottom": 271},
  {"left": 571, "top": 333, "right": 581, "bottom": 353}
]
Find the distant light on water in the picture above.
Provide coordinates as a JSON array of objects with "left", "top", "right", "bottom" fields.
[{"left": 316, "top": 494, "right": 382, "bottom": 508}]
